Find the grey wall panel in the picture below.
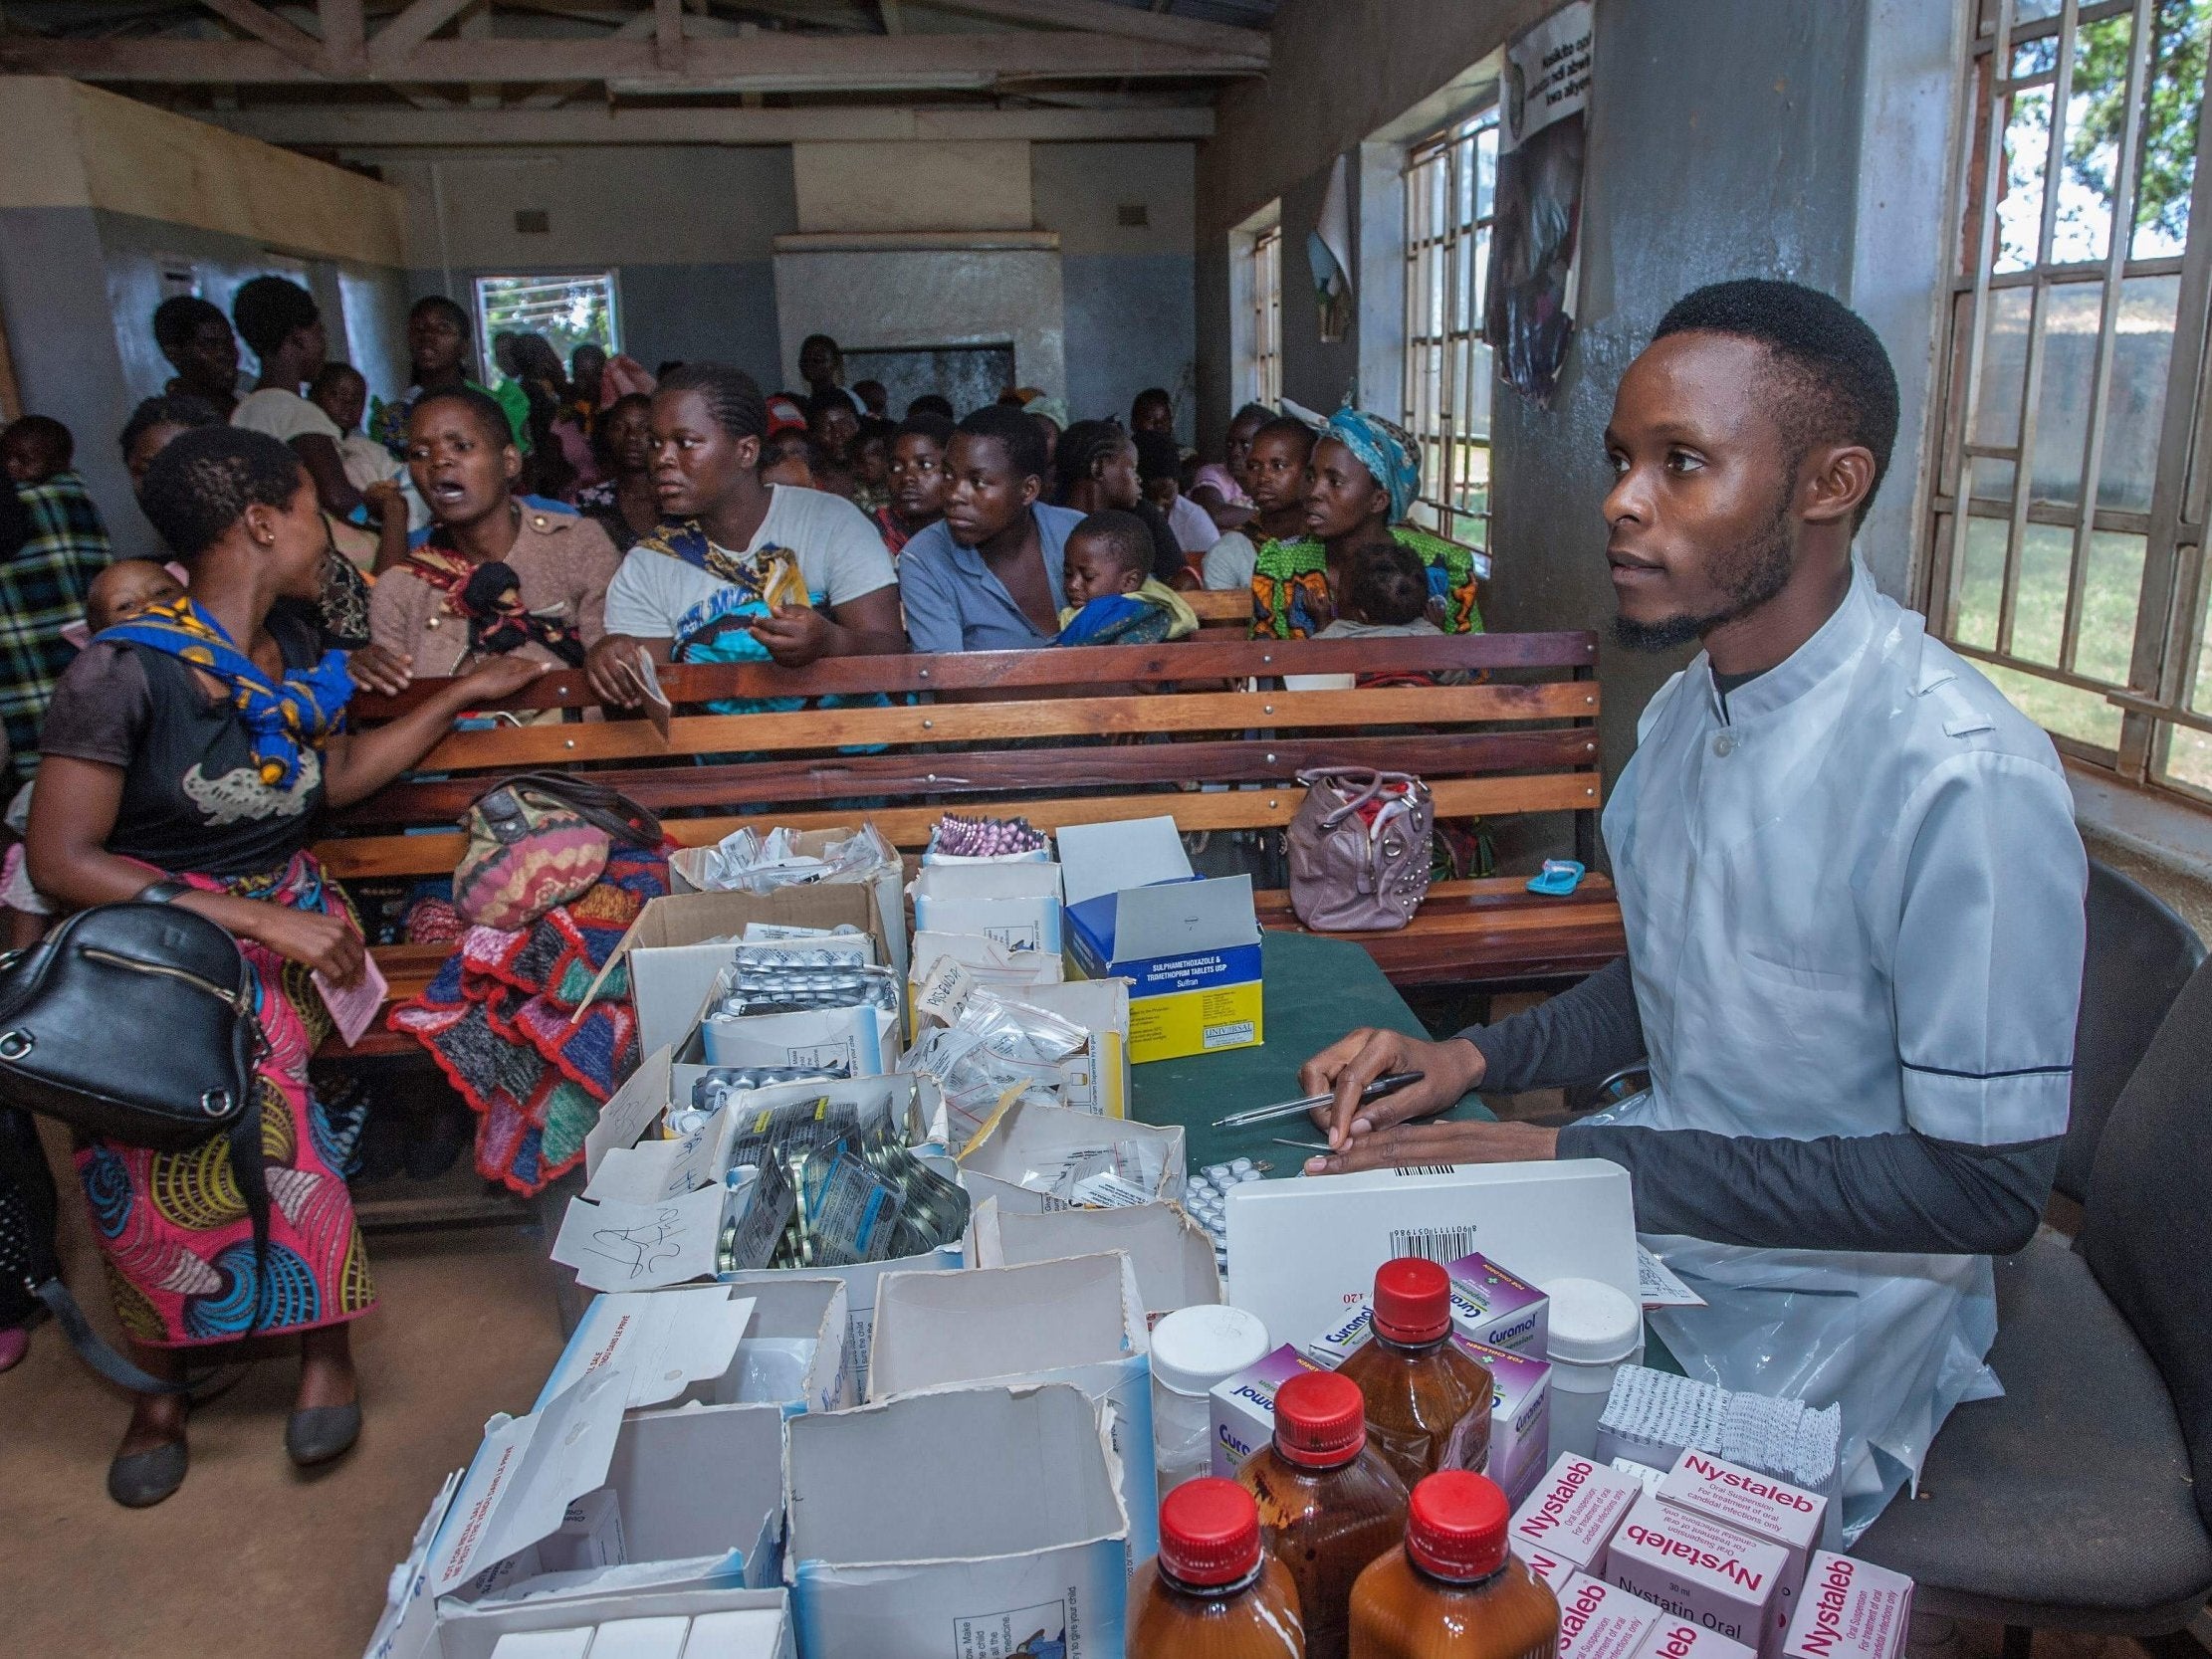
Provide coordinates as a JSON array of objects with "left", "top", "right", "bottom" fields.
[{"left": 1061, "top": 253, "right": 1198, "bottom": 436}]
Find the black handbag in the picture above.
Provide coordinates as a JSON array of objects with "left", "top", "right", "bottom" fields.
[{"left": 0, "top": 902, "right": 266, "bottom": 1393}]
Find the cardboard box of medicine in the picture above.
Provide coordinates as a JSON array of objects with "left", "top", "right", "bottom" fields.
[
  {"left": 1222, "top": 1159, "right": 1640, "bottom": 1370},
  {"left": 968, "top": 1196, "right": 1219, "bottom": 1327},
  {"left": 1660, "top": 1450, "right": 1826, "bottom": 1645},
  {"left": 704, "top": 1074, "right": 962, "bottom": 1382},
  {"left": 866, "top": 1251, "right": 1158, "bottom": 1564},
  {"left": 1781, "top": 1553, "right": 1913, "bottom": 1659},
  {"left": 1305, "top": 1251, "right": 1550, "bottom": 1362},
  {"left": 909, "top": 931, "right": 1065, "bottom": 1016},
  {"left": 1516, "top": 1539, "right": 1578, "bottom": 1591},
  {"left": 1558, "top": 1572, "right": 1664, "bottom": 1659},
  {"left": 782, "top": 1383, "right": 1130, "bottom": 1659},
  {"left": 681, "top": 962, "right": 903, "bottom": 1078},
  {"left": 583, "top": 882, "right": 893, "bottom": 1063},
  {"left": 1640, "top": 1615, "right": 1758, "bottom": 1659},
  {"left": 908, "top": 948, "right": 1128, "bottom": 1120},
  {"left": 1208, "top": 1343, "right": 1326, "bottom": 1477},
  {"left": 1058, "top": 817, "right": 1262, "bottom": 1063},
  {"left": 668, "top": 824, "right": 907, "bottom": 980},
  {"left": 1463, "top": 1338, "right": 1552, "bottom": 1508},
  {"left": 1605, "top": 1493, "right": 1788, "bottom": 1659},
  {"left": 535, "top": 1280, "right": 852, "bottom": 1421},
  {"left": 910, "top": 862, "right": 1065, "bottom": 956},
  {"left": 1510, "top": 1453, "right": 1645, "bottom": 1578},
  {"left": 368, "top": 1551, "right": 797, "bottom": 1659},
  {"left": 956, "top": 1094, "right": 1185, "bottom": 1214},
  {"left": 426, "top": 1368, "right": 785, "bottom": 1613}
]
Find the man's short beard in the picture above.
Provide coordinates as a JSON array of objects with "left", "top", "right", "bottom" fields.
[{"left": 1613, "top": 484, "right": 1799, "bottom": 654}]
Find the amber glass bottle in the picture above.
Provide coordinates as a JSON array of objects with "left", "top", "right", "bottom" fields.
[
  {"left": 1129, "top": 1477, "right": 1309, "bottom": 1658},
  {"left": 1237, "top": 1368, "right": 1412, "bottom": 1659},
  {"left": 1336, "top": 1258, "right": 1493, "bottom": 1488},
  {"left": 1349, "top": 1471, "right": 1561, "bottom": 1659}
]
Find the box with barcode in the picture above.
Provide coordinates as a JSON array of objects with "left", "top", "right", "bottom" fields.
[{"left": 1221, "top": 1160, "right": 1638, "bottom": 1364}]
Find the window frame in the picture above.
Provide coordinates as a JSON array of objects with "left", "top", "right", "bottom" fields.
[
  {"left": 1400, "top": 107, "right": 1500, "bottom": 551},
  {"left": 468, "top": 271, "right": 623, "bottom": 387},
  {"left": 1250, "top": 222, "right": 1282, "bottom": 410},
  {"left": 1921, "top": 0, "right": 2212, "bottom": 802}
]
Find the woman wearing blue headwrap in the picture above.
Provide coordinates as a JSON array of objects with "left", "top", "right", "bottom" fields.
[{"left": 1251, "top": 405, "right": 1482, "bottom": 640}]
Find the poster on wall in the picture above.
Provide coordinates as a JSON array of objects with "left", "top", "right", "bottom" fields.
[
  {"left": 1484, "top": 0, "right": 1594, "bottom": 407},
  {"left": 1308, "top": 153, "right": 1354, "bottom": 343}
]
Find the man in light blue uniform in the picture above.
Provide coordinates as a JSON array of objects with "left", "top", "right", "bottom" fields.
[{"left": 1299, "top": 280, "right": 2088, "bottom": 1537}]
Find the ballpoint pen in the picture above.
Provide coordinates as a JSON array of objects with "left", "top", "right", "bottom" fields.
[{"left": 1212, "top": 1070, "right": 1426, "bottom": 1130}]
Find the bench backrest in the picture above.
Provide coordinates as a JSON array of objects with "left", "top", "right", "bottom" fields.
[{"left": 322, "top": 632, "right": 1602, "bottom": 881}]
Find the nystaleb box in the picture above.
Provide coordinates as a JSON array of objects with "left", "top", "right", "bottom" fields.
[
  {"left": 1781, "top": 1553, "right": 1913, "bottom": 1659},
  {"left": 1558, "top": 1572, "right": 1663, "bottom": 1659},
  {"left": 1639, "top": 1614, "right": 1758, "bottom": 1659},
  {"left": 1659, "top": 1449, "right": 1826, "bottom": 1648},
  {"left": 1509, "top": 1453, "right": 1644, "bottom": 1578},
  {"left": 1605, "top": 1493, "right": 1788, "bottom": 1659},
  {"left": 1058, "top": 817, "right": 1261, "bottom": 1063}
]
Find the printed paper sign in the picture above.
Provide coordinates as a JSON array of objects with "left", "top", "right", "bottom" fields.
[{"left": 1637, "top": 1244, "right": 1707, "bottom": 1310}]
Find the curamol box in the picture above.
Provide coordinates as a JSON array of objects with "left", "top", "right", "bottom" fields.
[
  {"left": 1638, "top": 1614, "right": 1758, "bottom": 1659},
  {"left": 1510, "top": 1453, "right": 1644, "bottom": 1577},
  {"left": 1460, "top": 1338, "right": 1553, "bottom": 1509},
  {"left": 1660, "top": 1450, "right": 1826, "bottom": 1647},
  {"left": 1781, "top": 1553, "right": 1913, "bottom": 1659},
  {"left": 1445, "top": 1252, "right": 1552, "bottom": 1355},
  {"left": 1208, "top": 1344, "right": 1325, "bottom": 1477},
  {"left": 1557, "top": 1572, "right": 1663, "bottom": 1659},
  {"left": 1605, "top": 1494, "right": 1788, "bottom": 1659}
]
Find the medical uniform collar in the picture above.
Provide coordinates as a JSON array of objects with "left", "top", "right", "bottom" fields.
[{"left": 1699, "top": 556, "right": 1877, "bottom": 726}]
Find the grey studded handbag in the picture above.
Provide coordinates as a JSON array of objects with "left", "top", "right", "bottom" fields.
[{"left": 1285, "top": 767, "right": 1435, "bottom": 933}]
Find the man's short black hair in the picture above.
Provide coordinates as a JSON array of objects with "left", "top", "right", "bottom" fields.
[
  {"left": 118, "top": 394, "right": 222, "bottom": 460},
  {"left": 412, "top": 386, "right": 516, "bottom": 451},
  {"left": 907, "top": 393, "right": 956, "bottom": 420},
  {"left": 1654, "top": 279, "right": 1899, "bottom": 529},
  {"left": 1250, "top": 414, "right": 1317, "bottom": 455},
  {"left": 231, "top": 276, "right": 321, "bottom": 361},
  {"left": 1132, "top": 386, "right": 1173, "bottom": 414},
  {"left": 152, "top": 295, "right": 230, "bottom": 353},
  {"left": 137, "top": 425, "right": 306, "bottom": 561},
  {"left": 1070, "top": 510, "right": 1155, "bottom": 583},
  {"left": 956, "top": 404, "right": 1049, "bottom": 485},
  {"left": 894, "top": 411, "right": 956, "bottom": 450},
  {"left": 1345, "top": 537, "right": 1430, "bottom": 627}
]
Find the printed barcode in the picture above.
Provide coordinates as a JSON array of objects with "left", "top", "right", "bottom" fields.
[
  {"left": 1391, "top": 1163, "right": 1459, "bottom": 1176},
  {"left": 1390, "top": 1225, "right": 1479, "bottom": 1263}
]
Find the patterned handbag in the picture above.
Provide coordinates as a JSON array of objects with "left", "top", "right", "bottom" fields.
[
  {"left": 1285, "top": 767, "right": 1435, "bottom": 933},
  {"left": 453, "top": 772, "right": 661, "bottom": 933}
]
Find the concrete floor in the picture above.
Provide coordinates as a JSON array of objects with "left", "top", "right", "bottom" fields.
[{"left": 0, "top": 1123, "right": 568, "bottom": 1659}]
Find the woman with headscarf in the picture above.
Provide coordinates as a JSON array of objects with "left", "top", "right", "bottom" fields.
[
  {"left": 28, "top": 426, "right": 545, "bottom": 1506},
  {"left": 1251, "top": 406, "right": 1483, "bottom": 640}
]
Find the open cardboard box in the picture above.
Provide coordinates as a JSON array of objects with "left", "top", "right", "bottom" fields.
[
  {"left": 679, "top": 959, "right": 903, "bottom": 1079},
  {"left": 1058, "top": 817, "right": 1261, "bottom": 1062},
  {"left": 909, "top": 861, "right": 1066, "bottom": 956},
  {"left": 956, "top": 1095, "right": 1186, "bottom": 1214},
  {"left": 534, "top": 1280, "right": 852, "bottom": 1421},
  {"left": 667, "top": 825, "right": 906, "bottom": 981},
  {"left": 783, "top": 1383, "right": 1129, "bottom": 1658},
  {"left": 581, "top": 883, "right": 894, "bottom": 1063},
  {"left": 967, "top": 1197, "right": 1219, "bottom": 1326},
  {"left": 423, "top": 1367, "right": 785, "bottom": 1621},
  {"left": 1221, "top": 1157, "right": 1640, "bottom": 1361},
  {"left": 867, "top": 1251, "right": 1158, "bottom": 1564},
  {"left": 910, "top": 948, "right": 1131, "bottom": 1122}
]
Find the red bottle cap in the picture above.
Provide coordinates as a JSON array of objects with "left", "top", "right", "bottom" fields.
[
  {"left": 1373, "top": 1256, "right": 1452, "bottom": 1344},
  {"left": 1159, "top": 1478, "right": 1263, "bottom": 1587},
  {"left": 1406, "top": 1471, "right": 1510, "bottom": 1581},
  {"left": 1272, "top": 1370, "right": 1368, "bottom": 1467}
]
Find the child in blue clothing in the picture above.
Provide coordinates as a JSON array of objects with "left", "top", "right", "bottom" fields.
[{"left": 1055, "top": 510, "right": 1197, "bottom": 647}]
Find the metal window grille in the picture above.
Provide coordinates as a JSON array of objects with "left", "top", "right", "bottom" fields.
[
  {"left": 1250, "top": 224, "right": 1282, "bottom": 408},
  {"left": 1925, "top": 0, "right": 2212, "bottom": 800},
  {"left": 1402, "top": 109, "right": 1500, "bottom": 550},
  {"left": 470, "top": 272, "right": 622, "bottom": 386}
]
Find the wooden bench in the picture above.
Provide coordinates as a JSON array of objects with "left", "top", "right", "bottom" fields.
[{"left": 323, "top": 630, "right": 1623, "bottom": 1055}]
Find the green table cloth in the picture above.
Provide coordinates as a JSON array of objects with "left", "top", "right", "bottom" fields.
[{"left": 1128, "top": 931, "right": 1491, "bottom": 1173}]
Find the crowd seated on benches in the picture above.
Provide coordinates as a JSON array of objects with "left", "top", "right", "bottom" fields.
[{"left": 0, "top": 283, "right": 1601, "bottom": 1509}]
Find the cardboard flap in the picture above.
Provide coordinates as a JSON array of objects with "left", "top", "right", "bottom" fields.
[
  {"left": 586, "top": 1047, "right": 674, "bottom": 1179},
  {"left": 538, "top": 1287, "right": 759, "bottom": 1412},
  {"left": 552, "top": 1183, "right": 730, "bottom": 1293},
  {"left": 1112, "top": 873, "right": 1257, "bottom": 961},
  {"left": 970, "top": 1200, "right": 1219, "bottom": 1317},
  {"left": 867, "top": 1252, "right": 1143, "bottom": 1400},
  {"left": 431, "top": 1369, "right": 629, "bottom": 1594},
  {"left": 1057, "top": 817, "right": 1189, "bottom": 907}
]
